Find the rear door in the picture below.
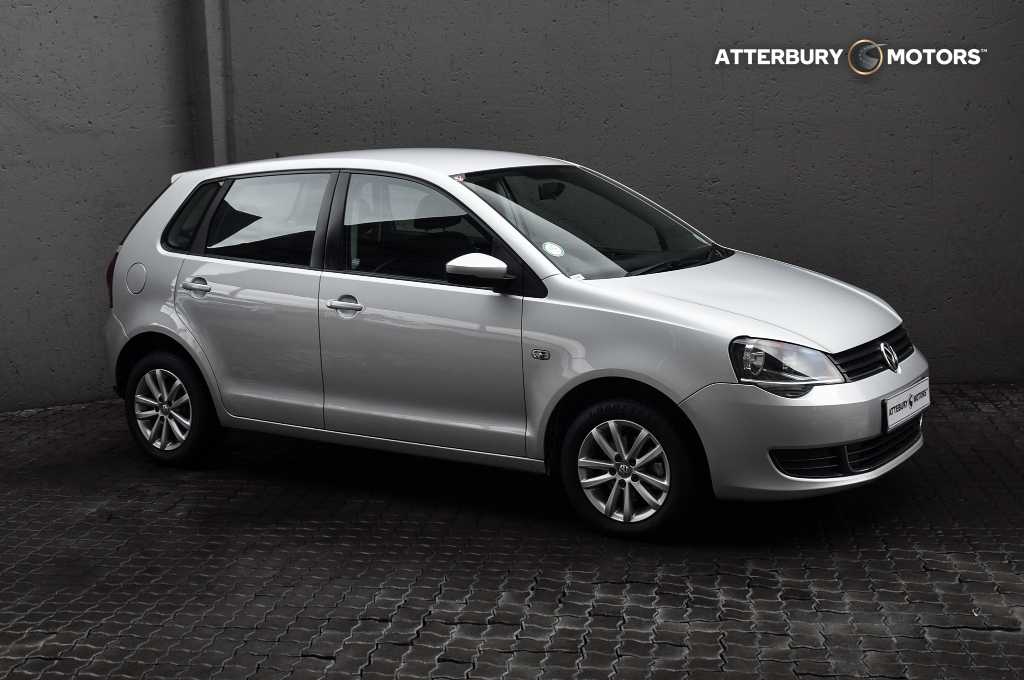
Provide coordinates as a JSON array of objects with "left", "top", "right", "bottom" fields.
[{"left": 175, "top": 172, "right": 336, "bottom": 428}]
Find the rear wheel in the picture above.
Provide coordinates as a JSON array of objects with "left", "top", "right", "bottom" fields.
[
  {"left": 559, "top": 398, "right": 703, "bottom": 536},
  {"left": 124, "top": 351, "right": 217, "bottom": 466}
]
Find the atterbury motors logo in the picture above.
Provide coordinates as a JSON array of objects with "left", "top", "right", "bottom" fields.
[{"left": 715, "top": 39, "right": 986, "bottom": 76}]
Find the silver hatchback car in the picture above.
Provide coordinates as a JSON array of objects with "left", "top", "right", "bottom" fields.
[{"left": 107, "top": 148, "right": 930, "bottom": 535}]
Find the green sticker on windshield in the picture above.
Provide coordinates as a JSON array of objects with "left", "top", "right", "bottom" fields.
[{"left": 542, "top": 241, "right": 565, "bottom": 257}]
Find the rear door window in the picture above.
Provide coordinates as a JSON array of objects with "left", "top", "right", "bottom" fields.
[{"left": 204, "top": 173, "right": 332, "bottom": 267}]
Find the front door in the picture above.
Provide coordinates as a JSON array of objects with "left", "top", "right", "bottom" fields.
[
  {"left": 318, "top": 173, "right": 525, "bottom": 456},
  {"left": 176, "top": 172, "right": 334, "bottom": 429}
]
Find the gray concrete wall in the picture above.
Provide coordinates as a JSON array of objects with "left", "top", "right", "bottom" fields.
[
  {"left": 1, "top": 1, "right": 1021, "bottom": 411},
  {"left": 227, "top": 1, "right": 1023, "bottom": 382},
  {"left": 0, "top": 2, "right": 196, "bottom": 409}
]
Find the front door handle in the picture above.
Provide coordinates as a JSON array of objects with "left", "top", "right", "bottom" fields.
[
  {"left": 182, "top": 277, "right": 211, "bottom": 294},
  {"left": 326, "top": 297, "right": 363, "bottom": 312}
]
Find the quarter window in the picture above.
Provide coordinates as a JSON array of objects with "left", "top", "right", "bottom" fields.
[
  {"left": 163, "top": 181, "right": 222, "bottom": 251},
  {"left": 204, "top": 173, "right": 331, "bottom": 267},
  {"left": 340, "top": 174, "right": 492, "bottom": 282}
]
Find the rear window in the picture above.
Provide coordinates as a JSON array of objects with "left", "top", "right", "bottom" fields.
[{"left": 162, "top": 182, "right": 222, "bottom": 251}]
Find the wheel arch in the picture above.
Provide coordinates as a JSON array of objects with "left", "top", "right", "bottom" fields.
[
  {"left": 541, "top": 376, "right": 709, "bottom": 482},
  {"left": 115, "top": 330, "right": 218, "bottom": 407}
]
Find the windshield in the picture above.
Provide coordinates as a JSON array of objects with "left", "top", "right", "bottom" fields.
[{"left": 461, "top": 165, "right": 726, "bottom": 279}]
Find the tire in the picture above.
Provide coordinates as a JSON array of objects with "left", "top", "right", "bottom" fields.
[
  {"left": 124, "top": 350, "right": 218, "bottom": 466},
  {"left": 558, "top": 398, "right": 704, "bottom": 536}
]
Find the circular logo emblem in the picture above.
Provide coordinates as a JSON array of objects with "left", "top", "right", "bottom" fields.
[
  {"left": 848, "top": 39, "right": 885, "bottom": 76},
  {"left": 880, "top": 342, "right": 900, "bottom": 372}
]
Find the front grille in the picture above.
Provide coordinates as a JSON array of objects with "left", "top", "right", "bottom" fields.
[
  {"left": 770, "top": 416, "right": 923, "bottom": 479},
  {"left": 831, "top": 326, "right": 914, "bottom": 381}
]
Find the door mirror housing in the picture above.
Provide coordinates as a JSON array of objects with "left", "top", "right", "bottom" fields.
[{"left": 445, "top": 253, "right": 511, "bottom": 285}]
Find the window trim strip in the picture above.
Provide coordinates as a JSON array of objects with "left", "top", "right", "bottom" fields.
[{"left": 190, "top": 179, "right": 231, "bottom": 255}]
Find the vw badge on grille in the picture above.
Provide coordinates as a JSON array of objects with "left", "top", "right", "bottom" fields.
[{"left": 880, "top": 342, "right": 900, "bottom": 372}]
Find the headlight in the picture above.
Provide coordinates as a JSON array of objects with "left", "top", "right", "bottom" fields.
[{"left": 729, "top": 338, "right": 844, "bottom": 391}]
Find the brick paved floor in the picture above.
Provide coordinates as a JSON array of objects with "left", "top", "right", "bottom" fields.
[{"left": 0, "top": 385, "right": 1022, "bottom": 679}]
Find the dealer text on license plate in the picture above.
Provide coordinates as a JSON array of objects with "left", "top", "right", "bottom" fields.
[{"left": 884, "top": 377, "right": 930, "bottom": 432}]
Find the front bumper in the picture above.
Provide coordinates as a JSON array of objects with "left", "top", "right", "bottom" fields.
[{"left": 679, "top": 349, "right": 929, "bottom": 500}]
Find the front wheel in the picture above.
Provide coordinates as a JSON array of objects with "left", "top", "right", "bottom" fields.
[
  {"left": 124, "top": 351, "right": 218, "bottom": 466},
  {"left": 559, "top": 399, "right": 704, "bottom": 536}
]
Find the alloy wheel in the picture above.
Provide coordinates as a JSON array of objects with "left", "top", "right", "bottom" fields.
[
  {"left": 577, "top": 419, "right": 671, "bottom": 523},
  {"left": 134, "top": 368, "right": 191, "bottom": 451}
]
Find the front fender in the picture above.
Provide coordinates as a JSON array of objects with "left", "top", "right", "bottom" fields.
[{"left": 522, "top": 290, "right": 732, "bottom": 459}]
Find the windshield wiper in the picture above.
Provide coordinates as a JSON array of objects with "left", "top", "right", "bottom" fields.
[{"left": 626, "top": 245, "right": 722, "bottom": 277}]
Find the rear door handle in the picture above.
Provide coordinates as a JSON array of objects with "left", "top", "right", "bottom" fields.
[
  {"left": 326, "top": 299, "right": 363, "bottom": 312},
  {"left": 182, "top": 277, "right": 211, "bottom": 294}
]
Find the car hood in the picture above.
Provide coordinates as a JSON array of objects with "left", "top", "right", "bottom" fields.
[{"left": 585, "top": 251, "right": 901, "bottom": 353}]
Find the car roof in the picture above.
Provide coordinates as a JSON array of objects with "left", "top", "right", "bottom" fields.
[{"left": 172, "top": 148, "right": 572, "bottom": 183}]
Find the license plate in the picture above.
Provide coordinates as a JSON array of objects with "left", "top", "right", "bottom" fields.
[{"left": 884, "top": 377, "right": 930, "bottom": 432}]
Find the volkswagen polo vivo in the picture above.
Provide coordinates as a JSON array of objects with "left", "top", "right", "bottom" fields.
[{"left": 106, "top": 149, "right": 929, "bottom": 535}]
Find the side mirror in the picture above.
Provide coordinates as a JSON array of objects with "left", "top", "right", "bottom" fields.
[
  {"left": 445, "top": 253, "right": 513, "bottom": 288},
  {"left": 446, "top": 253, "right": 508, "bottom": 279}
]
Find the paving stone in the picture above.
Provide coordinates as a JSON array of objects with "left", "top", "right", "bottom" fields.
[{"left": 0, "top": 385, "right": 1022, "bottom": 678}]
